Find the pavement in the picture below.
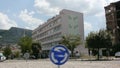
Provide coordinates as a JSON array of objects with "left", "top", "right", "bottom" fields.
[{"left": 0, "top": 59, "right": 120, "bottom": 68}]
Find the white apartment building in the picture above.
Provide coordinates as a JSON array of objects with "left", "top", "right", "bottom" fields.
[{"left": 32, "top": 9, "right": 84, "bottom": 51}]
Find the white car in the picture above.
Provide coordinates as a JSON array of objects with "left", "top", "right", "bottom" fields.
[
  {"left": 115, "top": 52, "right": 120, "bottom": 58},
  {"left": 0, "top": 53, "right": 6, "bottom": 62}
]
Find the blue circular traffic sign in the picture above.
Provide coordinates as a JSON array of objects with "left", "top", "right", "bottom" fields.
[{"left": 49, "top": 45, "right": 70, "bottom": 65}]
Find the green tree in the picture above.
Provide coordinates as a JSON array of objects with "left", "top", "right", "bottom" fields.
[
  {"left": 112, "top": 43, "right": 120, "bottom": 55},
  {"left": 18, "top": 36, "right": 32, "bottom": 54},
  {"left": 3, "top": 46, "right": 12, "bottom": 59},
  {"left": 60, "top": 35, "right": 81, "bottom": 57},
  {"left": 14, "top": 51, "right": 20, "bottom": 58},
  {"left": 31, "top": 42, "right": 41, "bottom": 59},
  {"left": 86, "top": 29, "right": 112, "bottom": 60}
]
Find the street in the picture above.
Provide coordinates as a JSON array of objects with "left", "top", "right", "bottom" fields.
[{"left": 0, "top": 59, "right": 120, "bottom": 68}]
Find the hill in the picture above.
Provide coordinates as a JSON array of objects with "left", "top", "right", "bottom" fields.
[{"left": 0, "top": 27, "right": 32, "bottom": 44}]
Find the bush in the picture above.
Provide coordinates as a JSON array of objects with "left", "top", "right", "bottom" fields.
[
  {"left": 3, "top": 46, "right": 12, "bottom": 59},
  {"left": 14, "top": 51, "right": 20, "bottom": 58}
]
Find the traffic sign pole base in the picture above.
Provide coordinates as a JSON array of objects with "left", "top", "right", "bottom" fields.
[{"left": 58, "top": 65, "right": 60, "bottom": 68}]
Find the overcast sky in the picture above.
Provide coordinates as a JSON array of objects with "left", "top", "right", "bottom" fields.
[{"left": 0, "top": 0, "right": 119, "bottom": 36}]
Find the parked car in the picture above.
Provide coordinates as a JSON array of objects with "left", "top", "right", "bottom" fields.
[
  {"left": 115, "top": 52, "right": 120, "bottom": 58},
  {"left": 0, "top": 53, "right": 6, "bottom": 62}
]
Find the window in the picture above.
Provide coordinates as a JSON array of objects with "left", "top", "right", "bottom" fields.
[
  {"left": 53, "top": 25, "right": 61, "bottom": 32},
  {"left": 57, "top": 18, "right": 61, "bottom": 23},
  {"left": 108, "top": 9, "right": 111, "bottom": 13}
]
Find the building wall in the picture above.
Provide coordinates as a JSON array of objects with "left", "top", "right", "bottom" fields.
[
  {"left": 32, "top": 9, "right": 84, "bottom": 50},
  {"left": 60, "top": 9, "right": 84, "bottom": 41},
  {"left": 104, "top": 1, "right": 120, "bottom": 44}
]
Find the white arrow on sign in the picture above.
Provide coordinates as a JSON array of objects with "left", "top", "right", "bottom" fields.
[
  {"left": 51, "top": 52, "right": 58, "bottom": 63},
  {"left": 54, "top": 47, "right": 66, "bottom": 52},
  {"left": 60, "top": 53, "right": 68, "bottom": 63}
]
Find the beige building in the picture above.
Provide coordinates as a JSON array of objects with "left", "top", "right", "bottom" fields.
[{"left": 32, "top": 9, "right": 84, "bottom": 51}]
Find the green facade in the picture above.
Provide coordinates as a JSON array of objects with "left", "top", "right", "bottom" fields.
[{"left": 67, "top": 15, "right": 79, "bottom": 35}]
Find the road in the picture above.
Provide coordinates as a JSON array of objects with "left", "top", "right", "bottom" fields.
[{"left": 0, "top": 59, "right": 120, "bottom": 68}]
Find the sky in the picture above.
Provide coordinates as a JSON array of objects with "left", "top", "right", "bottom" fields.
[{"left": 0, "top": 0, "right": 119, "bottom": 36}]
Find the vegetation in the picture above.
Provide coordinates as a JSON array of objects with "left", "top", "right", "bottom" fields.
[
  {"left": 0, "top": 27, "right": 32, "bottom": 44},
  {"left": 18, "top": 36, "right": 32, "bottom": 54},
  {"left": 14, "top": 51, "right": 20, "bottom": 58},
  {"left": 112, "top": 43, "right": 120, "bottom": 55},
  {"left": 31, "top": 42, "right": 41, "bottom": 59},
  {"left": 3, "top": 46, "right": 12, "bottom": 59},
  {"left": 86, "top": 29, "right": 112, "bottom": 60},
  {"left": 60, "top": 35, "right": 81, "bottom": 57}
]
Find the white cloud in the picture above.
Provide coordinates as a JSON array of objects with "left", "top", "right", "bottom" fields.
[
  {"left": 19, "top": 9, "right": 44, "bottom": 29},
  {"left": 25, "top": 26, "right": 31, "bottom": 30},
  {"left": 34, "top": 0, "right": 60, "bottom": 16},
  {"left": 34, "top": 0, "right": 120, "bottom": 16},
  {"left": 0, "top": 12, "right": 17, "bottom": 29},
  {"left": 84, "top": 22, "right": 93, "bottom": 36},
  {"left": 33, "top": 0, "right": 104, "bottom": 16},
  {"left": 84, "top": 22, "right": 93, "bottom": 31}
]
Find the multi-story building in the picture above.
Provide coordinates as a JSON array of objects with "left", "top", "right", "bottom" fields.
[
  {"left": 104, "top": 1, "right": 120, "bottom": 45},
  {"left": 32, "top": 9, "right": 84, "bottom": 52}
]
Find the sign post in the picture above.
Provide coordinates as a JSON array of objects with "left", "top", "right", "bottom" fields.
[
  {"left": 49, "top": 45, "right": 70, "bottom": 68},
  {"left": 23, "top": 52, "right": 30, "bottom": 62},
  {"left": 58, "top": 65, "right": 60, "bottom": 68}
]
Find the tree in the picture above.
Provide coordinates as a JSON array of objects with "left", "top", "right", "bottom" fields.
[
  {"left": 18, "top": 36, "right": 32, "bottom": 54},
  {"left": 14, "top": 51, "right": 20, "bottom": 58},
  {"left": 31, "top": 42, "right": 41, "bottom": 59},
  {"left": 60, "top": 35, "right": 81, "bottom": 57},
  {"left": 112, "top": 43, "right": 120, "bottom": 55},
  {"left": 86, "top": 29, "right": 112, "bottom": 60},
  {"left": 3, "top": 46, "right": 12, "bottom": 59}
]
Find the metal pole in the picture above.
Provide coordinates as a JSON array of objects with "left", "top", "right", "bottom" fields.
[
  {"left": 58, "top": 65, "right": 60, "bottom": 68},
  {"left": 90, "top": 50, "right": 92, "bottom": 63}
]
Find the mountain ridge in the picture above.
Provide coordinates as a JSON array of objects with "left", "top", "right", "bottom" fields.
[{"left": 0, "top": 27, "right": 32, "bottom": 45}]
